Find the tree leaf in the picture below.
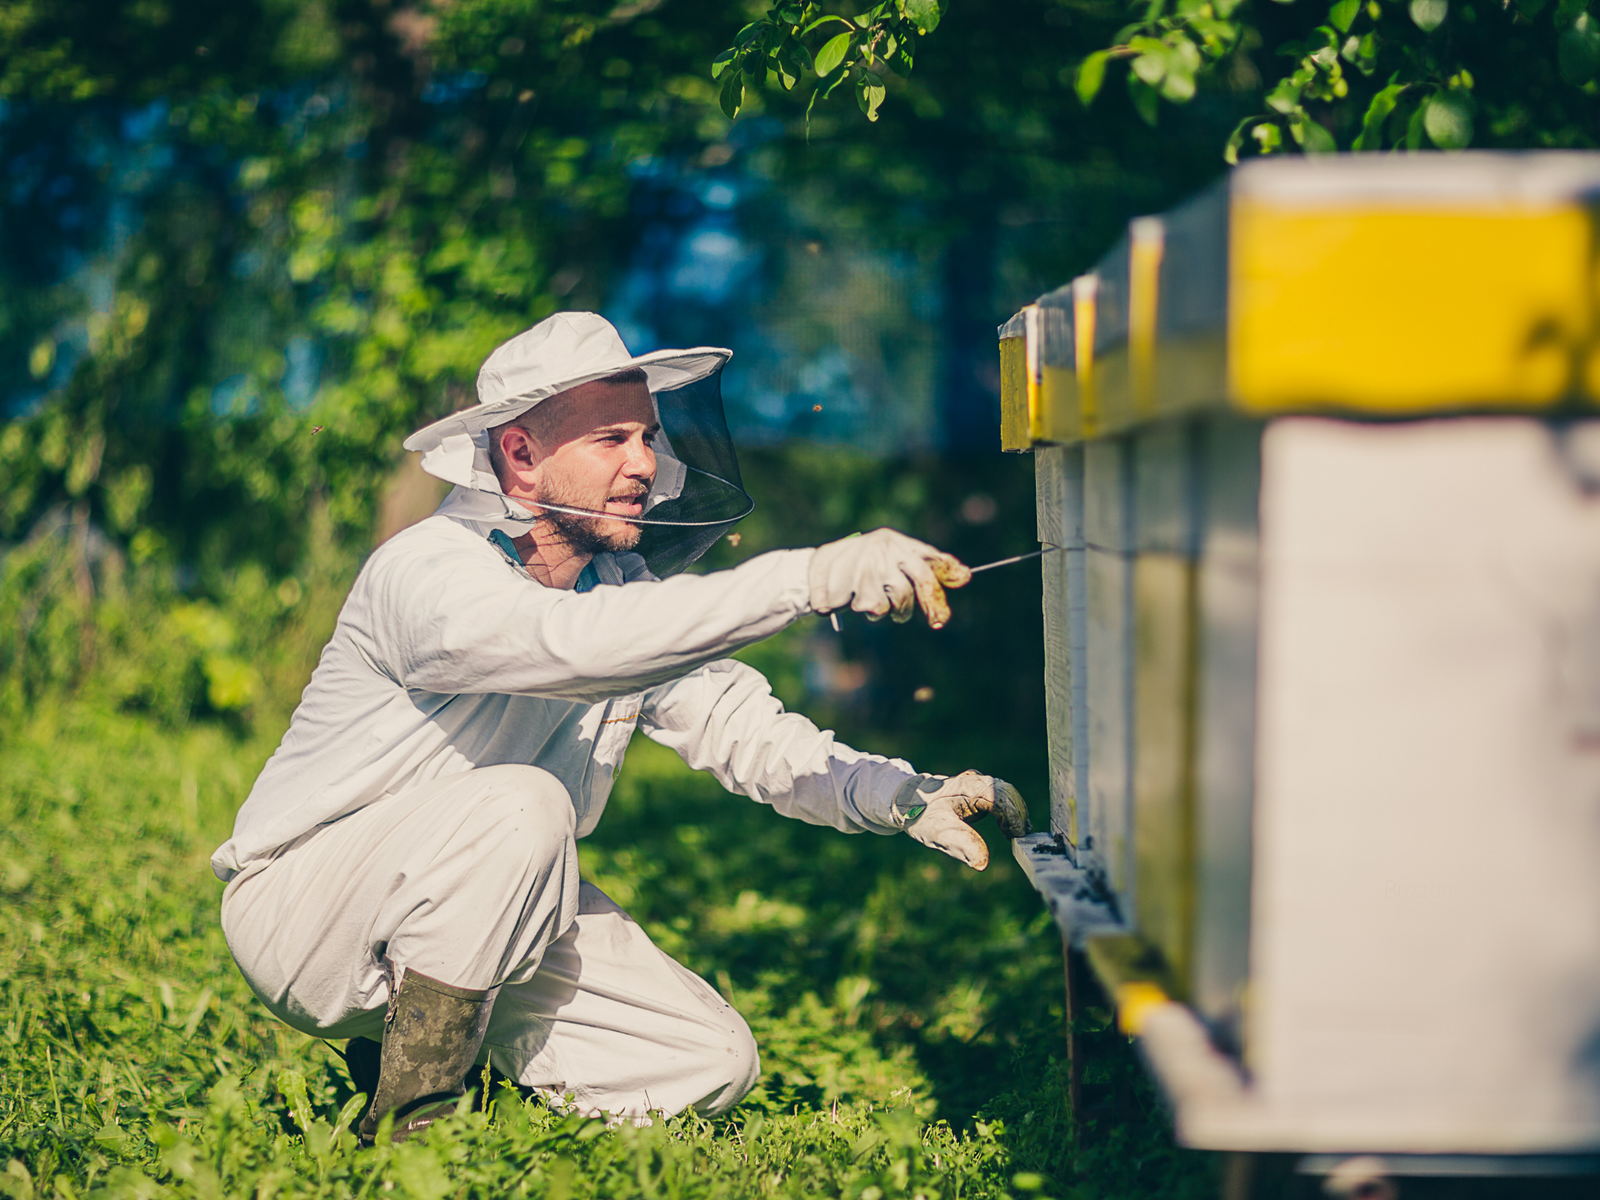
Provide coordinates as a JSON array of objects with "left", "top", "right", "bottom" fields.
[
  {"left": 718, "top": 69, "right": 745, "bottom": 118},
  {"left": 1404, "top": 102, "right": 1429, "bottom": 148},
  {"left": 1076, "top": 50, "right": 1111, "bottom": 106},
  {"left": 711, "top": 48, "right": 737, "bottom": 80},
  {"left": 1127, "top": 75, "right": 1160, "bottom": 125},
  {"left": 856, "top": 74, "right": 887, "bottom": 120},
  {"left": 1160, "top": 68, "right": 1196, "bottom": 101},
  {"left": 1409, "top": 0, "right": 1447, "bottom": 32},
  {"left": 1265, "top": 76, "right": 1302, "bottom": 113},
  {"left": 802, "top": 15, "right": 854, "bottom": 35},
  {"left": 1347, "top": 31, "right": 1379, "bottom": 74},
  {"left": 773, "top": 53, "right": 798, "bottom": 90},
  {"left": 1329, "top": 0, "right": 1360, "bottom": 31},
  {"left": 1558, "top": 14, "right": 1600, "bottom": 85},
  {"left": 1223, "top": 116, "right": 1282, "bottom": 161},
  {"left": 1422, "top": 89, "right": 1474, "bottom": 148},
  {"left": 815, "top": 32, "right": 852, "bottom": 76},
  {"left": 1174, "top": 35, "right": 1203, "bottom": 69},
  {"left": 1187, "top": 14, "right": 1237, "bottom": 41},
  {"left": 1224, "top": 118, "right": 1251, "bottom": 164},
  {"left": 1355, "top": 82, "right": 1404, "bottom": 150},
  {"left": 904, "top": 0, "right": 942, "bottom": 34},
  {"left": 1254, "top": 121, "right": 1284, "bottom": 152},
  {"left": 1290, "top": 111, "right": 1337, "bottom": 152},
  {"left": 1132, "top": 52, "right": 1167, "bottom": 85}
]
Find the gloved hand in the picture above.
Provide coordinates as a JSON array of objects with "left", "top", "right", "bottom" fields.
[
  {"left": 808, "top": 528, "right": 972, "bottom": 629},
  {"left": 890, "top": 771, "right": 1032, "bottom": 871}
]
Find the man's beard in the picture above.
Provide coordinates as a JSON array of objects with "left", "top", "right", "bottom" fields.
[{"left": 535, "top": 483, "right": 645, "bottom": 555}]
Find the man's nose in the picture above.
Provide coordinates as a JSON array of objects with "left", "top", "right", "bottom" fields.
[{"left": 624, "top": 438, "right": 656, "bottom": 480}]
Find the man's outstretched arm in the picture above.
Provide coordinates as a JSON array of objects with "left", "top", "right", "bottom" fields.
[
  {"left": 638, "top": 658, "right": 1030, "bottom": 870},
  {"left": 377, "top": 528, "right": 969, "bottom": 703}
]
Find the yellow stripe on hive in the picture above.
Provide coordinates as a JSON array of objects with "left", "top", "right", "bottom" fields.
[
  {"left": 1129, "top": 218, "right": 1164, "bottom": 420},
  {"left": 998, "top": 335, "right": 1030, "bottom": 451},
  {"left": 1025, "top": 304, "right": 1044, "bottom": 442},
  {"left": 1039, "top": 363, "right": 1080, "bottom": 442},
  {"left": 1229, "top": 201, "right": 1595, "bottom": 414},
  {"left": 1073, "top": 276, "right": 1099, "bottom": 436}
]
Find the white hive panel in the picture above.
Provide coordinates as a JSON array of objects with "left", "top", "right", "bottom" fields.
[
  {"left": 1084, "top": 438, "right": 1136, "bottom": 898},
  {"left": 1250, "top": 416, "right": 1600, "bottom": 1151},
  {"left": 1190, "top": 416, "right": 1261, "bottom": 1052},
  {"left": 1036, "top": 444, "right": 1087, "bottom": 843}
]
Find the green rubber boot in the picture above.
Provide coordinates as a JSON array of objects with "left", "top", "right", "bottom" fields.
[{"left": 357, "top": 968, "right": 496, "bottom": 1146}]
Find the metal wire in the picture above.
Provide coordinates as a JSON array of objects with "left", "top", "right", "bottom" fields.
[
  {"left": 967, "top": 545, "right": 1062, "bottom": 575},
  {"left": 519, "top": 465, "right": 754, "bottom": 528}
]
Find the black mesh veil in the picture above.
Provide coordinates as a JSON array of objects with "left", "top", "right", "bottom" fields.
[{"left": 634, "top": 365, "right": 752, "bottom": 576}]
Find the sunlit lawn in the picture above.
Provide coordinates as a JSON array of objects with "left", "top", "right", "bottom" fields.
[{"left": 0, "top": 705, "right": 1211, "bottom": 1199}]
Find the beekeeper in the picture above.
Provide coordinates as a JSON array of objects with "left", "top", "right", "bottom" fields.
[{"left": 211, "top": 312, "right": 1030, "bottom": 1145}]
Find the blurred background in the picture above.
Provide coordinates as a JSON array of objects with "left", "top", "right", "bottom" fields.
[
  {"left": 5, "top": 4, "right": 1599, "bottom": 1195},
  {"left": 0, "top": 4, "right": 1236, "bottom": 1176},
  {"left": 0, "top": 0, "right": 1234, "bottom": 766}
]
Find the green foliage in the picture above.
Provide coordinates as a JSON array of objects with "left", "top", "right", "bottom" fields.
[
  {"left": 714, "top": 2, "right": 944, "bottom": 125},
  {"left": 0, "top": 702, "right": 1212, "bottom": 1200},
  {"left": 0, "top": 0, "right": 754, "bottom": 624},
  {"left": 718, "top": 0, "right": 1600, "bottom": 157},
  {"left": 0, "top": 496, "right": 350, "bottom": 731},
  {"left": 0, "top": 0, "right": 1228, "bottom": 679},
  {"left": 0, "top": 435, "right": 1207, "bottom": 1199}
]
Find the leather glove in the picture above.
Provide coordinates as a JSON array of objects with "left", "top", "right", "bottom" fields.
[
  {"left": 890, "top": 771, "right": 1032, "bottom": 871},
  {"left": 808, "top": 528, "right": 972, "bottom": 629}
]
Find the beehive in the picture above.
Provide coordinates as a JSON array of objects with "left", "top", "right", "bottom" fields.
[{"left": 1003, "top": 153, "right": 1600, "bottom": 1162}]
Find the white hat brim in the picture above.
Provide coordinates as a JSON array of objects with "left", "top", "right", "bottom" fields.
[{"left": 402, "top": 345, "right": 731, "bottom": 454}]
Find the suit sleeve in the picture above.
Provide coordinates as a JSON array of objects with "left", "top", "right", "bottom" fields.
[
  {"left": 365, "top": 534, "right": 815, "bottom": 702},
  {"left": 637, "top": 658, "right": 914, "bottom": 834}
]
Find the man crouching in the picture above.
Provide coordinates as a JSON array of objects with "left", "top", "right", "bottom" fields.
[{"left": 211, "top": 312, "right": 1029, "bottom": 1143}]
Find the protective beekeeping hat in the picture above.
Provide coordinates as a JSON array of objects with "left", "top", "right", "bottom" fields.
[{"left": 404, "top": 312, "right": 752, "bottom": 576}]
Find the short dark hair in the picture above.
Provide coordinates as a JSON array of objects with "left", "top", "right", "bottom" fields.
[{"left": 488, "top": 366, "right": 652, "bottom": 486}]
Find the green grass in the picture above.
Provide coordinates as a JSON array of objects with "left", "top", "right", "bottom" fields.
[{"left": 0, "top": 704, "right": 1214, "bottom": 1200}]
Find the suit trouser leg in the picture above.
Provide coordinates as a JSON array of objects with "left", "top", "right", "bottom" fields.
[
  {"left": 484, "top": 881, "right": 760, "bottom": 1120},
  {"left": 220, "top": 764, "right": 758, "bottom": 1118}
]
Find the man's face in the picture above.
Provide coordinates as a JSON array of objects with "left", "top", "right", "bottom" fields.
[{"left": 497, "top": 376, "right": 658, "bottom": 554}]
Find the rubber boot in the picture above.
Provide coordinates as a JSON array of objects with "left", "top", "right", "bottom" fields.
[
  {"left": 344, "top": 1036, "right": 525, "bottom": 1122},
  {"left": 357, "top": 967, "right": 497, "bottom": 1146}
]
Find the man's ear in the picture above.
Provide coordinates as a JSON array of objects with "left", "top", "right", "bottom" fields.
[{"left": 500, "top": 424, "right": 540, "bottom": 475}]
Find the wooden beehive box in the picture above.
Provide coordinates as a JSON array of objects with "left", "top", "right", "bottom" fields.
[{"left": 1002, "top": 153, "right": 1600, "bottom": 1165}]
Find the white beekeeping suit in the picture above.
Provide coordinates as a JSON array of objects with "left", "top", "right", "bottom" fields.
[
  {"left": 210, "top": 499, "right": 917, "bottom": 878},
  {"left": 213, "top": 313, "right": 1024, "bottom": 1135}
]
